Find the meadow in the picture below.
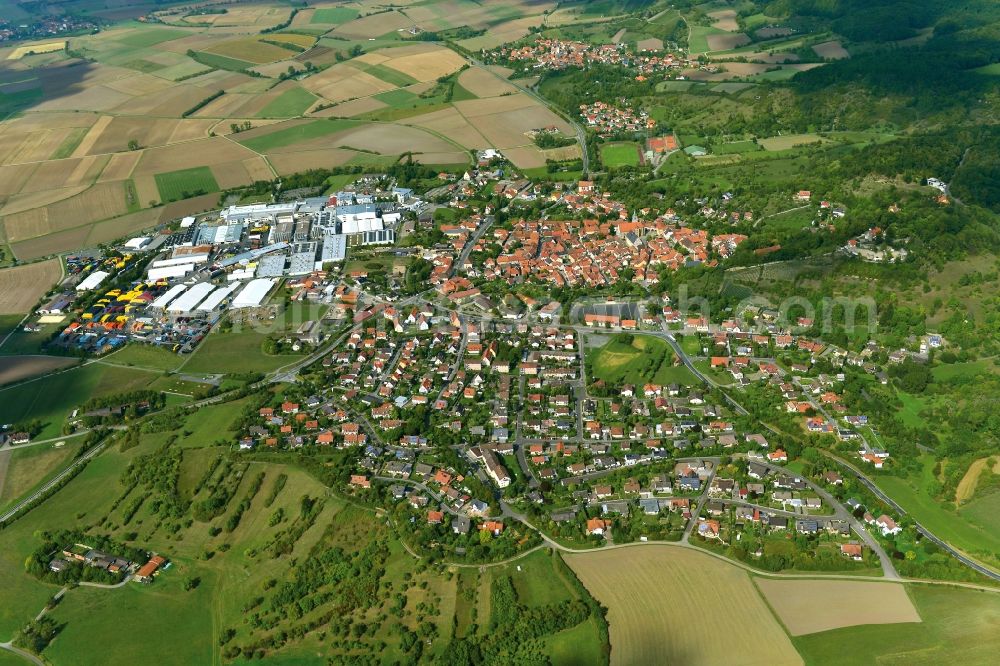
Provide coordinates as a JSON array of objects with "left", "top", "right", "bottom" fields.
[
  {"left": 793, "top": 585, "right": 1000, "bottom": 664},
  {"left": 600, "top": 142, "right": 642, "bottom": 167},
  {"left": 588, "top": 334, "right": 697, "bottom": 386},
  {"left": 154, "top": 166, "right": 221, "bottom": 203}
]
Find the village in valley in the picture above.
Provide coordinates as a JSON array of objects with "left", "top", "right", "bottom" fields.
[{"left": 2, "top": 0, "right": 1000, "bottom": 664}]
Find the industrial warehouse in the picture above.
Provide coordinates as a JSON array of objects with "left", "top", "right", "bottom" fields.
[{"left": 34, "top": 188, "right": 414, "bottom": 356}]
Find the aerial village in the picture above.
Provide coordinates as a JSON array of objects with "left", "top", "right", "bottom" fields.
[{"left": 10, "top": 157, "right": 944, "bottom": 574}]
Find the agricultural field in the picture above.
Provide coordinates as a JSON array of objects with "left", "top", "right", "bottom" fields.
[
  {"left": 600, "top": 142, "right": 642, "bottom": 167},
  {"left": 755, "top": 579, "right": 921, "bottom": 636},
  {"left": 0, "top": 259, "right": 62, "bottom": 313},
  {"left": 566, "top": 546, "right": 802, "bottom": 666},
  {"left": 793, "top": 585, "right": 1000, "bottom": 665},
  {"left": 588, "top": 334, "right": 696, "bottom": 386},
  {"left": 0, "top": 355, "right": 77, "bottom": 386},
  {"left": 153, "top": 166, "right": 220, "bottom": 203}
]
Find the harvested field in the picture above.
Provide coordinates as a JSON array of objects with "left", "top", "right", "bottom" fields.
[
  {"left": 956, "top": 457, "right": 1000, "bottom": 504},
  {"left": 134, "top": 137, "right": 256, "bottom": 176},
  {"left": 11, "top": 226, "right": 91, "bottom": 261},
  {"left": 68, "top": 114, "right": 114, "bottom": 158},
  {"left": 0, "top": 356, "right": 76, "bottom": 385},
  {"left": 4, "top": 180, "right": 128, "bottom": 242},
  {"left": 457, "top": 16, "right": 541, "bottom": 51},
  {"left": 190, "top": 92, "right": 257, "bottom": 118},
  {"left": 758, "top": 133, "right": 826, "bottom": 151},
  {"left": 720, "top": 62, "right": 772, "bottom": 76},
  {"left": 320, "top": 97, "right": 388, "bottom": 117},
  {"left": 457, "top": 96, "right": 572, "bottom": 150},
  {"left": 707, "top": 33, "right": 752, "bottom": 51},
  {"left": 453, "top": 94, "right": 538, "bottom": 118},
  {"left": 331, "top": 11, "right": 414, "bottom": 39},
  {"left": 268, "top": 148, "right": 356, "bottom": 175},
  {"left": 251, "top": 59, "right": 305, "bottom": 78},
  {"left": 85, "top": 208, "right": 159, "bottom": 246},
  {"left": 378, "top": 45, "right": 467, "bottom": 83},
  {"left": 755, "top": 579, "right": 921, "bottom": 636},
  {"left": 812, "top": 40, "right": 850, "bottom": 60},
  {"left": 566, "top": 547, "right": 801, "bottom": 666},
  {"left": 502, "top": 146, "right": 548, "bottom": 169},
  {"left": 7, "top": 41, "right": 65, "bottom": 60},
  {"left": 406, "top": 107, "right": 491, "bottom": 150},
  {"left": 0, "top": 186, "right": 88, "bottom": 217},
  {"left": 636, "top": 38, "right": 663, "bottom": 51},
  {"left": 0, "top": 259, "right": 62, "bottom": 313},
  {"left": 721, "top": 51, "right": 799, "bottom": 63},
  {"left": 301, "top": 63, "right": 397, "bottom": 102},
  {"left": 0, "top": 164, "right": 37, "bottom": 196},
  {"left": 19, "top": 154, "right": 109, "bottom": 195},
  {"left": 709, "top": 10, "right": 740, "bottom": 32},
  {"left": 329, "top": 123, "right": 458, "bottom": 156},
  {"left": 203, "top": 38, "right": 298, "bottom": 65},
  {"left": 457, "top": 67, "right": 519, "bottom": 98}
]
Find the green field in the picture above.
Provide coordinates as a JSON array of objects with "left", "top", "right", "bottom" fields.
[
  {"left": 154, "top": 166, "right": 220, "bottom": 203},
  {"left": 50, "top": 127, "right": 89, "bottom": 160},
  {"left": 190, "top": 50, "right": 255, "bottom": 72},
  {"left": 256, "top": 86, "right": 317, "bottom": 117},
  {"left": 180, "top": 327, "right": 304, "bottom": 374},
  {"left": 0, "top": 439, "right": 84, "bottom": 512},
  {"left": 0, "top": 364, "right": 157, "bottom": 440},
  {"left": 238, "top": 118, "right": 359, "bottom": 152},
  {"left": 311, "top": 7, "right": 359, "bottom": 24},
  {"left": 374, "top": 88, "right": 419, "bottom": 106},
  {"left": 352, "top": 61, "right": 419, "bottom": 88},
  {"left": 713, "top": 140, "right": 761, "bottom": 154},
  {"left": 688, "top": 25, "right": 728, "bottom": 53},
  {"left": 794, "top": 584, "right": 1000, "bottom": 664},
  {"left": 600, "top": 142, "right": 642, "bottom": 168},
  {"left": 589, "top": 334, "right": 697, "bottom": 386},
  {"left": 104, "top": 343, "right": 185, "bottom": 372}
]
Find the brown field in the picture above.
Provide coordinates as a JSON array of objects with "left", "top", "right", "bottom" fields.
[
  {"left": 328, "top": 123, "right": 458, "bottom": 156},
  {"left": 812, "top": 40, "right": 850, "bottom": 60},
  {"left": 0, "top": 259, "right": 62, "bottom": 313},
  {"left": 0, "top": 186, "right": 89, "bottom": 217},
  {"left": 566, "top": 546, "right": 802, "bottom": 666},
  {"left": 0, "top": 128, "right": 68, "bottom": 165},
  {"left": 721, "top": 62, "right": 772, "bottom": 76},
  {"left": 413, "top": 151, "right": 468, "bottom": 165},
  {"left": 406, "top": 107, "right": 491, "bottom": 149},
  {"left": 191, "top": 92, "right": 258, "bottom": 118},
  {"left": 133, "top": 136, "right": 256, "bottom": 175},
  {"left": 755, "top": 578, "right": 921, "bottom": 636},
  {"left": 456, "top": 95, "right": 572, "bottom": 151},
  {"left": 7, "top": 41, "right": 65, "bottom": 60},
  {"left": 251, "top": 60, "right": 306, "bottom": 78},
  {"left": 203, "top": 37, "right": 298, "bottom": 65},
  {"left": 34, "top": 83, "right": 133, "bottom": 113},
  {"left": 84, "top": 208, "right": 160, "bottom": 246},
  {"left": 756, "top": 27, "right": 794, "bottom": 39},
  {"left": 68, "top": 114, "right": 114, "bottom": 158},
  {"left": 0, "top": 355, "right": 77, "bottom": 385},
  {"left": 97, "top": 151, "right": 141, "bottom": 182},
  {"left": 110, "top": 83, "right": 222, "bottom": 118},
  {"left": 11, "top": 226, "right": 91, "bottom": 261},
  {"left": 320, "top": 97, "right": 388, "bottom": 117},
  {"left": 101, "top": 72, "right": 176, "bottom": 97},
  {"left": 331, "top": 10, "right": 414, "bottom": 39},
  {"left": 707, "top": 33, "right": 752, "bottom": 51},
  {"left": 457, "top": 16, "right": 543, "bottom": 51},
  {"left": 502, "top": 146, "right": 548, "bottom": 169},
  {"left": 0, "top": 164, "right": 38, "bottom": 196},
  {"left": 301, "top": 63, "right": 397, "bottom": 102},
  {"left": 380, "top": 45, "right": 467, "bottom": 82},
  {"left": 4, "top": 180, "right": 129, "bottom": 242},
  {"left": 718, "top": 51, "right": 799, "bottom": 64},
  {"left": 265, "top": 33, "right": 315, "bottom": 49},
  {"left": 636, "top": 37, "right": 663, "bottom": 51},
  {"left": 457, "top": 67, "right": 519, "bottom": 98},
  {"left": 709, "top": 10, "right": 740, "bottom": 32},
  {"left": 19, "top": 155, "right": 109, "bottom": 195},
  {"left": 268, "top": 148, "right": 356, "bottom": 175}
]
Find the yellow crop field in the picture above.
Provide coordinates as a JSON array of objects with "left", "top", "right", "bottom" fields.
[
  {"left": 756, "top": 578, "right": 921, "bottom": 636},
  {"left": 0, "top": 259, "right": 63, "bottom": 313},
  {"left": 565, "top": 546, "right": 802, "bottom": 666},
  {"left": 7, "top": 41, "right": 65, "bottom": 60}
]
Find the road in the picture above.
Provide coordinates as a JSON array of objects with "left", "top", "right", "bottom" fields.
[
  {"left": 468, "top": 60, "right": 589, "bottom": 176},
  {"left": 452, "top": 216, "right": 494, "bottom": 277},
  {"left": 821, "top": 450, "right": 1000, "bottom": 582}
]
